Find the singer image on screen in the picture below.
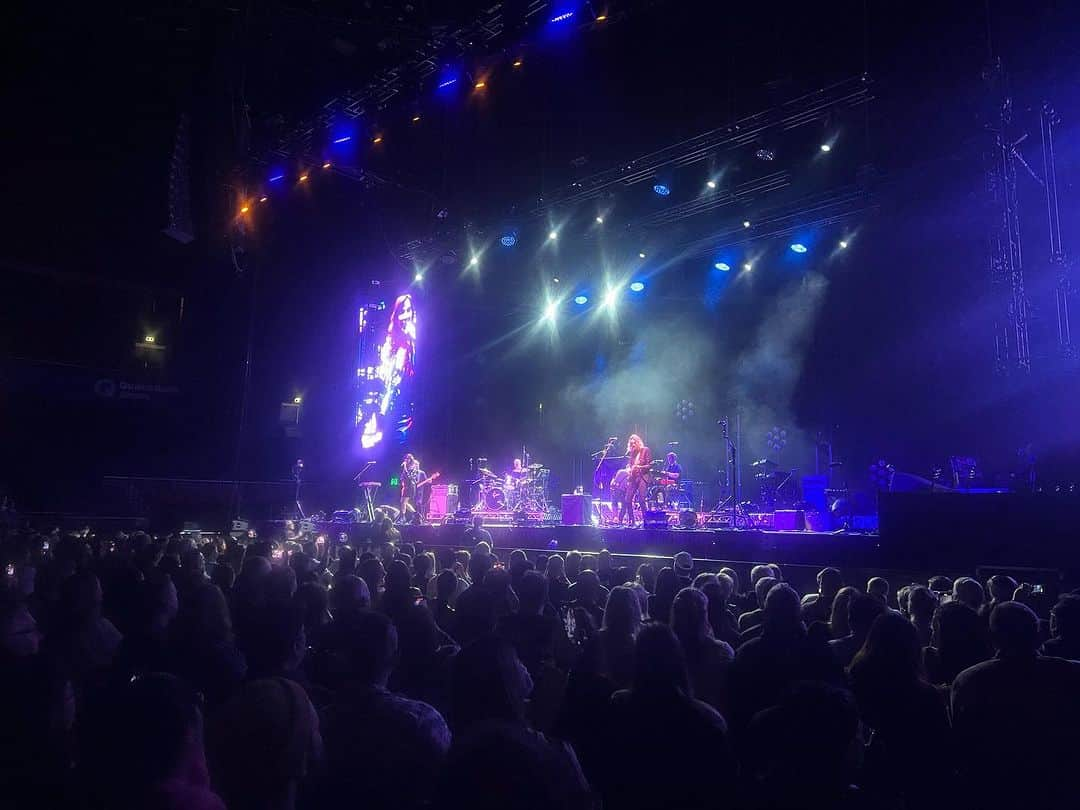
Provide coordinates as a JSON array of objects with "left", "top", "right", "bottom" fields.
[{"left": 361, "top": 293, "right": 417, "bottom": 449}]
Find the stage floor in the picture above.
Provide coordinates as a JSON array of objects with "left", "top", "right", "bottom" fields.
[{"left": 395, "top": 522, "right": 884, "bottom": 569}]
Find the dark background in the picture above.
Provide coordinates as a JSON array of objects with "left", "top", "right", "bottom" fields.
[{"left": 3, "top": 1, "right": 1079, "bottom": 513}]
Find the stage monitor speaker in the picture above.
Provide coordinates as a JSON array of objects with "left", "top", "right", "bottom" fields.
[
  {"left": 643, "top": 509, "right": 669, "bottom": 529},
  {"left": 773, "top": 509, "right": 806, "bottom": 531},
  {"left": 561, "top": 494, "right": 592, "bottom": 526}
]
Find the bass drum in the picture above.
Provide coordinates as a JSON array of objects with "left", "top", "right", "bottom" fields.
[
  {"left": 610, "top": 468, "right": 629, "bottom": 502},
  {"left": 483, "top": 485, "right": 507, "bottom": 511}
]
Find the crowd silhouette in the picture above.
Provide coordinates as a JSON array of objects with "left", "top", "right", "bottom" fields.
[{"left": 3, "top": 520, "right": 1080, "bottom": 809}]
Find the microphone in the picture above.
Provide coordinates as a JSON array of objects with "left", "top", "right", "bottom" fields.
[{"left": 608, "top": 436, "right": 618, "bottom": 442}]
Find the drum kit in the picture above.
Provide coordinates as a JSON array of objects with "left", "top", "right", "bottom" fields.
[{"left": 471, "top": 462, "right": 551, "bottom": 513}]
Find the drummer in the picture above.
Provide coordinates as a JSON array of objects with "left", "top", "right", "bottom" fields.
[
  {"left": 663, "top": 452, "right": 682, "bottom": 484},
  {"left": 506, "top": 458, "right": 528, "bottom": 488}
]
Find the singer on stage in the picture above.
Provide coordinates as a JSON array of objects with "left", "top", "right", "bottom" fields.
[{"left": 619, "top": 434, "right": 652, "bottom": 526}]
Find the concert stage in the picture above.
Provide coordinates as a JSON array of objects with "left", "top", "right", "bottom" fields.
[
  {"left": 400, "top": 522, "right": 882, "bottom": 569},
  {"left": 400, "top": 490, "right": 1080, "bottom": 576},
  {"left": 97, "top": 476, "right": 1080, "bottom": 577}
]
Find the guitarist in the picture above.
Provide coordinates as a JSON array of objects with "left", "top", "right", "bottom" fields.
[
  {"left": 619, "top": 434, "right": 652, "bottom": 527},
  {"left": 400, "top": 454, "right": 439, "bottom": 524}
]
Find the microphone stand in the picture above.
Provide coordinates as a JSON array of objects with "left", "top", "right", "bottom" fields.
[
  {"left": 592, "top": 438, "right": 618, "bottom": 524},
  {"left": 710, "top": 420, "right": 751, "bottom": 529},
  {"left": 292, "top": 460, "right": 305, "bottom": 519}
]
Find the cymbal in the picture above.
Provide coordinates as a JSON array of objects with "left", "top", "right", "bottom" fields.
[
  {"left": 478, "top": 468, "right": 496, "bottom": 477},
  {"left": 527, "top": 463, "right": 544, "bottom": 470},
  {"left": 750, "top": 458, "right": 778, "bottom": 468}
]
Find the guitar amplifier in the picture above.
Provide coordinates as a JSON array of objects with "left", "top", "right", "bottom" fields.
[
  {"left": 561, "top": 494, "right": 592, "bottom": 526},
  {"left": 429, "top": 484, "right": 459, "bottom": 518}
]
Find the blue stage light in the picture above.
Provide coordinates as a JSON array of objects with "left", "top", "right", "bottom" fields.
[
  {"left": 629, "top": 281, "right": 645, "bottom": 292},
  {"left": 653, "top": 183, "right": 671, "bottom": 197},
  {"left": 269, "top": 172, "right": 286, "bottom": 183},
  {"left": 574, "top": 295, "right": 589, "bottom": 305},
  {"left": 790, "top": 243, "right": 808, "bottom": 253},
  {"left": 436, "top": 66, "right": 461, "bottom": 92},
  {"left": 332, "top": 136, "right": 352, "bottom": 144},
  {"left": 500, "top": 233, "right": 517, "bottom": 247},
  {"left": 714, "top": 262, "right": 730, "bottom": 272},
  {"left": 550, "top": 11, "right": 575, "bottom": 23}
]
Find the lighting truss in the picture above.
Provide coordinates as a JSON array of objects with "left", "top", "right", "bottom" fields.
[
  {"left": 667, "top": 185, "right": 875, "bottom": 260},
  {"left": 530, "top": 75, "right": 874, "bottom": 214},
  {"left": 266, "top": 1, "right": 551, "bottom": 165},
  {"left": 396, "top": 75, "right": 875, "bottom": 263}
]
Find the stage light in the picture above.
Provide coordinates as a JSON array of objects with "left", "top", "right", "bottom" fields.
[
  {"left": 512, "top": 58, "right": 523, "bottom": 68},
  {"left": 414, "top": 271, "right": 424, "bottom": 282},
  {"left": 332, "top": 136, "right": 352, "bottom": 144},
  {"left": 542, "top": 299, "right": 560, "bottom": 322},
  {"left": 790, "top": 243, "right": 808, "bottom": 253},
  {"left": 299, "top": 173, "right": 309, "bottom": 182},
  {"left": 595, "top": 215, "right": 604, "bottom": 224},
  {"left": 412, "top": 114, "right": 421, "bottom": 123},
  {"left": 293, "top": 396, "right": 302, "bottom": 405},
  {"left": 638, "top": 252, "right": 646, "bottom": 259},
  {"left": 743, "top": 262, "right": 753, "bottom": 271},
  {"left": 552, "top": 277, "right": 560, "bottom": 284},
  {"left": 143, "top": 335, "right": 156, "bottom": 344},
  {"left": 755, "top": 147, "right": 776, "bottom": 162},
  {"left": 437, "top": 77, "right": 458, "bottom": 89},
  {"left": 629, "top": 281, "right": 645, "bottom": 292},
  {"left": 550, "top": 11, "right": 575, "bottom": 23},
  {"left": 596, "top": 13, "right": 608, "bottom": 21},
  {"left": 259, "top": 196, "right": 268, "bottom": 203},
  {"left": 706, "top": 179, "right": 717, "bottom": 189},
  {"left": 322, "top": 161, "right": 331, "bottom": 169},
  {"left": 839, "top": 240, "right": 849, "bottom": 249},
  {"left": 240, "top": 205, "right": 249, "bottom": 214},
  {"left": 653, "top": 183, "right": 671, "bottom": 197},
  {"left": 574, "top": 295, "right": 589, "bottom": 305},
  {"left": 269, "top": 173, "right": 285, "bottom": 183},
  {"left": 601, "top": 285, "right": 620, "bottom": 309},
  {"left": 469, "top": 256, "right": 480, "bottom": 267},
  {"left": 742, "top": 220, "right": 751, "bottom": 228},
  {"left": 500, "top": 233, "right": 517, "bottom": 247},
  {"left": 548, "top": 230, "right": 558, "bottom": 241},
  {"left": 820, "top": 143, "right": 832, "bottom": 153},
  {"left": 714, "top": 261, "right": 730, "bottom": 271},
  {"left": 372, "top": 135, "right": 383, "bottom": 144}
]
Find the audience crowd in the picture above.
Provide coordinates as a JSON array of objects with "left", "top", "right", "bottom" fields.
[{"left": 3, "top": 517, "right": 1080, "bottom": 809}]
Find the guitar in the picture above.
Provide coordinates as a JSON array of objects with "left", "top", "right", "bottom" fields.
[{"left": 416, "top": 472, "right": 441, "bottom": 489}]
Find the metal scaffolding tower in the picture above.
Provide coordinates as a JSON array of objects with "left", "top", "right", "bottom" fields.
[{"left": 983, "top": 59, "right": 1031, "bottom": 374}]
